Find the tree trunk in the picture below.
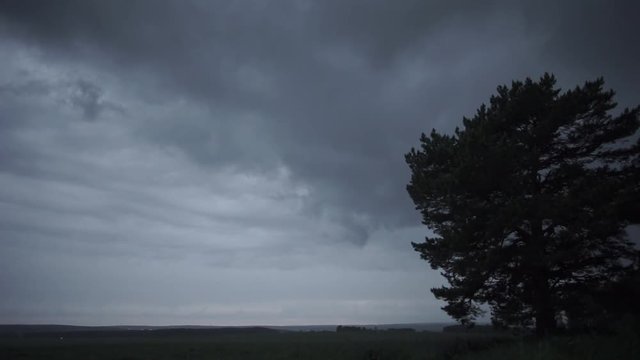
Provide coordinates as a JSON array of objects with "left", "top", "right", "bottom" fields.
[
  {"left": 530, "top": 214, "right": 555, "bottom": 337},
  {"left": 535, "top": 310, "right": 556, "bottom": 337},
  {"left": 533, "top": 274, "right": 556, "bottom": 337}
]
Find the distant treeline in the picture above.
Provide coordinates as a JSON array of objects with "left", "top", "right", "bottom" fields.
[
  {"left": 0, "top": 326, "right": 281, "bottom": 339},
  {"left": 335, "top": 325, "right": 415, "bottom": 333}
]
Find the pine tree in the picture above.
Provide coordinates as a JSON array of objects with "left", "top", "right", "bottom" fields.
[{"left": 405, "top": 74, "right": 640, "bottom": 336}]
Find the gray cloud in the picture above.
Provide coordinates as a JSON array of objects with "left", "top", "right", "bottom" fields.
[
  {"left": 67, "top": 79, "right": 123, "bottom": 120},
  {"left": 3, "top": 0, "right": 637, "bottom": 234},
  {"left": 0, "top": 0, "right": 638, "bottom": 325}
]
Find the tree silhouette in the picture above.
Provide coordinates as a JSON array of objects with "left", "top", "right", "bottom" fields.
[{"left": 405, "top": 74, "right": 639, "bottom": 336}]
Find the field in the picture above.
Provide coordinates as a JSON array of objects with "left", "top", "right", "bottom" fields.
[
  {"left": 0, "top": 327, "right": 509, "bottom": 360},
  {"left": 0, "top": 326, "right": 636, "bottom": 360},
  {"left": 455, "top": 332, "right": 640, "bottom": 360}
]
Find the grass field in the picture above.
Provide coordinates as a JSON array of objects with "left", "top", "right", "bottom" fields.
[
  {"left": 0, "top": 329, "right": 510, "bottom": 360},
  {"left": 1, "top": 327, "right": 637, "bottom": 360},
  {"left": 455, "top": 332, "right": 640, "bottom": 360}
]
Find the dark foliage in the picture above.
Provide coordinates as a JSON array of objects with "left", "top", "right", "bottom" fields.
[
  {"left": 405, "top": 74, "right": 640, "bottom": 336},
  {"left": 336, "top": 325, "right": 368, "bottom": 333}
]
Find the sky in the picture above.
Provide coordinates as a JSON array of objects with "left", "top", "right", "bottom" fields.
[{"left": 0, "top": 0, "right": 638, "bottom": 326}]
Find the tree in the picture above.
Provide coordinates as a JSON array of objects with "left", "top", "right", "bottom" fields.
[{"left": 405, "top": 74, "right": 640, "bottom": 336}]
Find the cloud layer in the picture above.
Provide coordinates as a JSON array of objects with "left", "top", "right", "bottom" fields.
[{"left": 0, "top": 0, "right": 638, "bottom": 325}]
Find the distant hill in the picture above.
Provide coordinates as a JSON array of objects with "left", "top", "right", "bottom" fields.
[
  {"left": 0, "top": 325, "right": 282, "bottom": 338},
  {"left": 263, "top": 323, "right": 453, "bottom": 332},
  {"left": 0, "top": 322, "right": 454, "bottom": 338},
  {"left": 0, "top": 325, "right": 116, "bottom": 334},
  {"left": 366, "top": 323, "right": 453, "bottom": 332}
]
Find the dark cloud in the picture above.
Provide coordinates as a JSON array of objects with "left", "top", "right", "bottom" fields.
[
  {"left": 67, "top": 80, "right": 121, "bottom": 120},
  {"left": 4, "top": 0, "right": 637, "bottom": 237},
  {"left": 504, "top": 0, "right": 640, "bottom": 110},
  {"left": 0, "top": 0, "right": 638, "bottom": 325}
]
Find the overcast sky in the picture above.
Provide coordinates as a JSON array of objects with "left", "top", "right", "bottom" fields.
[{"left": 0, "top": 0, "right": 638, "bottom": 326}]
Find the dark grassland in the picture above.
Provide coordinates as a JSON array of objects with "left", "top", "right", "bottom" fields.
[
  {"left": 0, "top": 328, "right": 508, "bottom": 360},
  {"left": 0, "top": 327, "right": 637, "bottom": 360}
]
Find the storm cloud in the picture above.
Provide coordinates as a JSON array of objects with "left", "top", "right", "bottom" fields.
[{"left": 0, "top": 0, "right": 638, "bottom": 325}]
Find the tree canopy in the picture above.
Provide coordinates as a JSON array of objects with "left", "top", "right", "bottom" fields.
[{"left": 405, "top": 74, "right": 640, "bottom": 336}]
